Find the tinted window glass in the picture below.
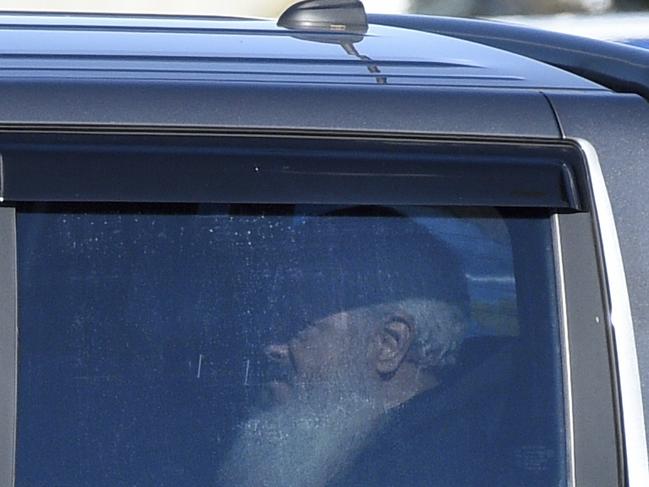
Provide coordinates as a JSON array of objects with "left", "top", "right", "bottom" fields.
[{"left": 15, "top": 205, "right": 564, "bottom": 487}]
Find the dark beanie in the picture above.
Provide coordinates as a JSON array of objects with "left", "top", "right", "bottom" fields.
[{"left": 239, "top": 207, "right": 469, "bottom": 330}]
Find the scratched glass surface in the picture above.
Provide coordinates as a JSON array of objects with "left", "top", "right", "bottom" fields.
[{"left": 15, "top": 205, "right": 565, "bottom": 487}]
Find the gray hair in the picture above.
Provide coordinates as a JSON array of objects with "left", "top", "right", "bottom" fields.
[{"left": 364, "top": 298, "right": 467, "bottom": 371}]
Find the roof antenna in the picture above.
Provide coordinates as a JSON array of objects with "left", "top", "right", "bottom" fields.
[
  {"left": 278, "top": 0, "right": 368, "bottom": 36},
  {"left": 278, "top": 1, "right": 385, "bottom": 84}
]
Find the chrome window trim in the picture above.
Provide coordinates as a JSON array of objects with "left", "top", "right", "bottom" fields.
[
  {"left": 553, "top": 214, "right": 576, "bottom": 487},
  {"left": 0, "top": 207, "right": 16, "bottom": 487},
  {"left": 572, "top": 138, "right": 649, "bottom": 486}
]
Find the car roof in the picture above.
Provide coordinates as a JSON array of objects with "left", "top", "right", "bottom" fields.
[{"left": 0, "top": 12, "right": 604, "bottom": 91}]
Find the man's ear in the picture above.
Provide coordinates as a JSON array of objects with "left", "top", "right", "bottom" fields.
[{"left": 374, "top": 319, "right": 414, "bottom": 375}]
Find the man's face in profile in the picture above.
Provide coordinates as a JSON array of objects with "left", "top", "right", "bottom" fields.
[
  {"left": 219, "top": 302, "right": 432, "bottom": 487},
  {"left": 265, "top": 310, "right": 374, "bottom": 403},
  {"left": 219, "top": 310, "right": 383, "bottom": 487},
  {"left": 263, "top": 303, "right": 422, "bottom": 410}
]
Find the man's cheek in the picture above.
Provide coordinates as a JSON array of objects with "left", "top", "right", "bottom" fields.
[
  {"left": 296, "top": 351, "right": 325, "bottom": 378},
  {"left": 291, "top": 347, "right": 330, "bottom": 383}
]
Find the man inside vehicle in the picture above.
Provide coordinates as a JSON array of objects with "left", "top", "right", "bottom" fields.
[{"left": 217, "top": 207, "right": 474, "bottom": 487}]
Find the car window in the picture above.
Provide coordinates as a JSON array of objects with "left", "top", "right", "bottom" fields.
[{"left": 15, "top": 204, "right": 565, "bottom": 487}]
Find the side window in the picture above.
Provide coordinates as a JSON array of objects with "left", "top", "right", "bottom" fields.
[{"left": 14, "top": 204, "right": 566, "bottom": 487}]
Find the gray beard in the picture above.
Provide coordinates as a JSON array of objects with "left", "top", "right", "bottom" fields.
[{"left": 217, "top": 384, "right": 384, "bottom": 487}]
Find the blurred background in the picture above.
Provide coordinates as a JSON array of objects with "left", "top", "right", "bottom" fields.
[
  {"left": 0, "top": 0, "right": 647, "bottom": 43},
  {"left": 0, "top": 0, "right": 646, "bottom": 17},
  {"left": 408, "top": 0, "right": 647, "bottom": 15}
]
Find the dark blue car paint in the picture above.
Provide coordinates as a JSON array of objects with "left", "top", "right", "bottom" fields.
[{"left": 0, "top": 10, "right": 647, "bottom": 487}]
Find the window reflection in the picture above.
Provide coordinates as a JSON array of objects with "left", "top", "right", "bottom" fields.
[{"left": 16, "top": 205, "right": 563, "bottom": 487}]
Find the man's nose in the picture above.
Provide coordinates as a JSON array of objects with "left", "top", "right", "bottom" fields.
[{"left": 264, "top": 343, "right": 290, "bottom": 364}]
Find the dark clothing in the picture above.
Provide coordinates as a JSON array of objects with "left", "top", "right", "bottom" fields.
[
  {"left": 328, "top": 344, "right": 514, "bottom": 487},
  {"left": 328, "top": 389, "right": 496, "bottom": 487}
]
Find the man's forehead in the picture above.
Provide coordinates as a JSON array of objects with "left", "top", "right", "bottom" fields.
[
  {"left": 308, "top": 306, "right": 391, "bottom": 336},
  {"left": 313, "top": 310, "right": 353, "bottom": 330}
]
